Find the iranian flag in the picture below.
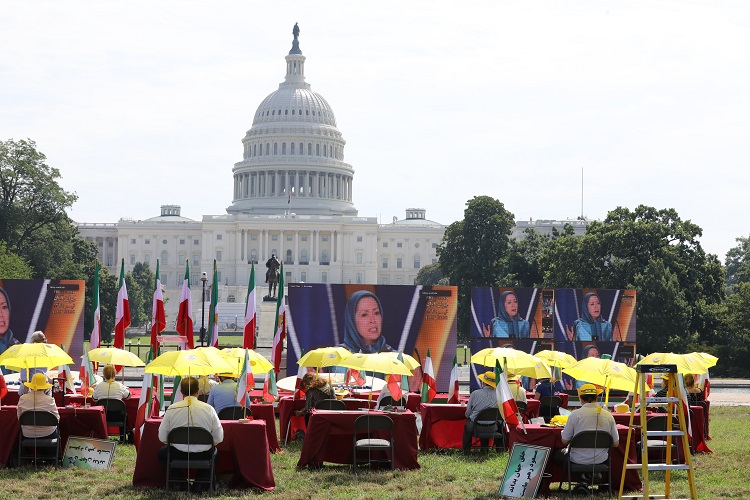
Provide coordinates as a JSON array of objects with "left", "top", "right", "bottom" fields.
[
  {"left": 114, "top": 258, "right": 130, "bottom": 350},
  {"left": 175, "top": 260, "right": 194, "bottom": 349},
  {"left": 56, "top": 364, "right": 75, "bottom": 393},
  {"left": 134, "top": 347, "right": 157, "bottom": 449},
  {"left": 421, "top": 348, "right": 437, "bottom": 403},
  {"left": 386, "top": 373, "right": 403, "bottom": 402},
  {"left": 494, "top": 360, "right": 519, "bottom": 425},
  {"left": 236, "top": 348, "right": 254, "bottom": 406},
  {"left": 207, "top": 260, "right": 219, "bottom": 348},
  {"left": 263, "top": 369, "right": 278, "bottom": 403},
  {"left": 150, "top": 260, "right": 166, "bottom": 353},
  {"left": 80, "top": 348, "right": 96, "bottom": 397},
  {"left": 90, "top": 260, "right": 101, "bottom": 350},
  {"left": 346, "top": 369, "right": 365, "bottom": 386},
  {"left": 699, "top": 370, "right": 711, "bottom": 399},
  {"left": 447, "top": 353, "right": 460, "bottom": 404},
  {"left": 271, "top": 263, "right": 285, "bottom": 372},
  {"left": 244, "top": 263, "right": 257, "bottom": 349}
]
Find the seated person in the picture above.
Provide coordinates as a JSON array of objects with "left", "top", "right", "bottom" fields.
[
  {"left": 534, "top": 378, "right": 556, "bottom": 400},
  {"left": 158, "top": 377, "right": 224, "bottom": 491},
  {"left": 93, "top": 365, "right": 131, "bottom": 401},
  {"left": 207, "top": 374, "right": 249, "bottom": 414},
  {"left": 198, "top": 375, "right": 217, "bottom": 397},
  {"left": 684, "top": 374, "right": 704, "bottom": 404},
  {"left": 554, "top": 384, "right": 619, "bottom": 480},
  {"left": 18, "top": 331, "right": 50, "bottom": 396},
  {"left": 462, "top": 371, "right": 499, "bottom": 452},
  {"left": 17, "top": 373, "right": 60, "bottom": 439},
  {"left": 507, "top": 374, "right": 527, "bottom": 404},
  {"left": 294, "top": 373, "right": 335, "bottom": 425},
  {"left": 654, "top": 376, "right": 669, "bottom": 398}
]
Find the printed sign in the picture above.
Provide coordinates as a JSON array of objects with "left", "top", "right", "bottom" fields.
[
  {"left": 498, "top": 443, "right": 551, "bottom": 498},
  {"left": 63, "top": 436, "right": 117, "bottom": 469}
]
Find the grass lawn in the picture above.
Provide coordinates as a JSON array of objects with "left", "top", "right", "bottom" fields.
[{"left": 1, "top": 406, "right": 748, "bottom": 499}]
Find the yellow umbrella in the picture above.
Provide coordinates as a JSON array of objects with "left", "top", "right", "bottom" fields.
[
  {"left": 471, "top": 347, "right": 552, "bottom": 379},
  {"left": 337, "top": 352, "right": 412, "bottom": 376},
  {"left": 220, "top": 347, "right": 273, "bottom": 374},
  {"left": 534, "top": 350, "right": 577, "bottom": 368},
  {"left": 298, "top": 347, "right": 351, "bottom": 370},
  {"left": 563, "top": 357, "right": 644, "bottom": 405},
  {"left": 145, "top": 348, "right": 234, "bottom": 377},
  {"left": 88, "top": 347, "right": 145, "bottom": 367},
  {"left": 381, "top": 351, "right": 421, "bottom": 371},
  {"left": 689, "top": 352, "right": 718, "bottom": 369},
  {"left": 0, "top": 342, "right": 74, "bottom": 371},
  {"left": 635, "top": 352, "right": 708, "bottom": 375}
]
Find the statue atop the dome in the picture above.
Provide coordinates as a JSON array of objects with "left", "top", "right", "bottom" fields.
[{"left": 290, "top": 23, "right": 302, "bottom": 55}]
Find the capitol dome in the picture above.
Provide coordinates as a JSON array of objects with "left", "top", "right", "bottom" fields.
[{"left": 228, "top": 25, "right": 356, "bottom": 216}]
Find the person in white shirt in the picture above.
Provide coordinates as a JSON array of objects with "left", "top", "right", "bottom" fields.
[
  {"left": 157, "top": 377, "right": 224, "bottom": 491},
  {"left": 17, "top": 372, "right": 59, "bottom": 438},
  {"left": 92, "top": 365, "right": 131, "bottom": 401}
]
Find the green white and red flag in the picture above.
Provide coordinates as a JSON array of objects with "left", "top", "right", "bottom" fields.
[
  {"left": 114, "top": 258, "right": 130, "bottom": 350},
  {"left": 271, "top": 263, "right": 285, "bottom": 372},
  {"left": 386, "top": 373, "right": 403, "bottom": 401},
  {"left": 494, "top": 359, "right": 519, "bottom": 425},
  {"left": 294, "top": 350, "right": 307, "bottom": 399},
  {"left": 421, "top": 348, "right": 437, "bottom": 403},
  {"left": 262, "top": 369, "right": 278, "bottom": 402},
  {"left": 244, "top": 263, "right": 257, "bottom": 349},
  {"left": 398, "top": 352, "right": 409, "bottom": 394},
  {"left": 207, "top": 259, "right": 219, "bottom": 348},
  {"left": 150, "top": 260, "right": 166, "bottom": 353},
  {"left": 79, "top": 347, "right": 96, "bottom": 397},
  {"left": 345, "top": 369, "right": 365, "bottom": 386},
  {"left": 175, "top": 260, "right": 194, "bottom": 349},
  {"left": 447, "top": 353, "right": 460, "bottom": 404},
  {"left": 90, "top": 260, "right": 101, "bottom": 350},
  {"left": 134, "top": 347, "right": 157, "bottom": 449},
  {"left": 236, "top": 348, "right": 254, "bottom": 405}
]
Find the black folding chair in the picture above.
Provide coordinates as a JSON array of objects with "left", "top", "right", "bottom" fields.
[
  {"left": 315, "top": 399, "right": 346, "bottom": 410},
  {"left": 565, "top": 430, "right": 614, "bottom": 495},
  {"left": 166, "top": 427, "right": 217, "bottom": 492},
  {"left": 217, "top": 406, "right": 251, "bottom": 420},
  {"left": 17, "top": 410, "right": 60, "bottom": 467},
  {"left": 97, "top": 398, "right": 128, "bottom": 441},
  {"left": 638, "top": 415, "right": 680, "bottom": 463},
  {"left": 352, "top": 414, "right": 394, "bottom": 471},
  {"left": 470, "top": 407, "right": 505, "bottom": 452},
  {"left": 378, "top": 395, "right": 407, "bottom": 408},
  {"left": 515, "top": 401, "right": 528, "bottom": 423}
]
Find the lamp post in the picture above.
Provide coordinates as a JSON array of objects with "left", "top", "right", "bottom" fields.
[{"left": 200, "top": 271, "right": 208, "bottom": 347}]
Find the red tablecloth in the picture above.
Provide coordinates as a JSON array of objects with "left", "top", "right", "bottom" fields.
[
  {"left": 278, "top": 397, "right": 306, "bottom": 444},
  {"left": 506, "top": 424, "right": 642, "bottom": 496},
  {"left": 247, "top": 403, "right": 280, "bottom": 453},
  {"left": 613, "top": 407, "right": 711, "bottom": 454},
  {"left": 419, "top": 404, "right": 466, "bottom": 450},
  {"left": 0, "top": 405, "right": 108, "bottom": 466},
  {"left": 65, "top": 388, "right": 160, "bottom": 434},
  {"left": 132, "top": 418, "right": 274, "bottom": 490},
  {"left": 297, "top": 409, "right": 420, "bottom": 470},
  {"left": 349, "top": 391, "right": 424, "bottom": 412}
]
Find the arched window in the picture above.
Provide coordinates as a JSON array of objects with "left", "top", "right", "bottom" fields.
[
  {"left": 316, "top": 144, "right": 320, "bottom": 156},
  {"left": 274, "top": 143, "right": 278, "bottom": 155},
  {"left": 285, "top": 249, "right": 293, "bottom": 264},
  {"left": 321, "top": 249, "right": 329, "bottom": 263},
  {"left": 253, "top": 144, "right": 256, "bottom": 156},
  {"left": 291, "top": 143, "right": 295, "bottom": 155},
  {"left": 265, "top": 143, "right": 269, "bottom": 155},
  {"left": 282, "top": 142, "right": 286, "bottom": 154},
  {"left": 308, "top": 143, "right": 312, "bottom": 155},
  {"left": 299, "top": 143, "right": 303, "bottom": 155},
  {"left": 161, "top": 250, "right": 169, "bottom": 266}
]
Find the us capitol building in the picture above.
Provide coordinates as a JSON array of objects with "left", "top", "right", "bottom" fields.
[{"left": 77, "top": 25, "right": 586, "bottom": 324}]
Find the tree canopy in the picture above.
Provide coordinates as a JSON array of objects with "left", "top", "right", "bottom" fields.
[{"left": 0, "top": 241, "right": 32, "bottom": 279}]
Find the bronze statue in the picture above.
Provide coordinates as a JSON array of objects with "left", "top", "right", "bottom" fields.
[
  {"left": 293, "top": 22, "right": 300, "bottom": 39},
  {"left": 266, "top": 254, "right": 281, "bottom": 297}
]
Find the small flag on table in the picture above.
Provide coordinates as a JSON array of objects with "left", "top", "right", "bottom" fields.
[
  {"left": 263, "top": 370, "right": 278, "bottom": 403},
  {"left": 494, "top": 360, "right": 519, "bottom": 425},
  {"left": 236, "top": 349, "right": 253, "bottom": 406},
  {"left": 447, "top": 353, "right": 460, "bottom": 404},
  {"left": 421, "top": 348, "right": 437, "bottom": 403}
]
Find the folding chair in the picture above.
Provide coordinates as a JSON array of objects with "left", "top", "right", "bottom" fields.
[
  {"left": 315, "top": 399, "right": 346, "bottom": 410},
  {"left": 17, "top": 410, "right": 60, "bottom": 468},
  {"left": 352, "top": 414, "right": 394, "bottom": 471},
  {"left": 378, "top": 395, "right": 407, "bottom": 408},
  {"left": 166, "top": 427, "right": 217, "bottom": 492},
  {"left": 638, "top": 415, "right": 680, "bottom": 464},
  {"left": 217, "top": 406, "right": 251, "bottom": 420},
  {"left": 98, "top": 398, "right": 128, "bottom": 441},
  {"left": 564, "top": 430, "right": 614, "bottom": 495},
  {"left": 515, "top": 401, "right": 528, "bottom": 423},
  {"left": 471, "top": 407, "right": 505, "bottom": 452},
  {"left": 539, "top": 395, "right": 562, "bottom": 423}
]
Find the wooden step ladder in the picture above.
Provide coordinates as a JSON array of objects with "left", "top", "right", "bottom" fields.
[{"left": 618, "top": 364, "right": 697, "bottom": 500}]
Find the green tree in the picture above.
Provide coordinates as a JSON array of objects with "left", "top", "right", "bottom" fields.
[
  {"left": 0, "top": 241, "right": 32, "bottom": 278},
  {"left": 504, "top": 228, "right": 551, "bottom": 287},
  {"left": 438, "top": 196, "right": 515, "bottom": 341},
  {"left": 725, "top": 235, "right": 750, "bottom": 288},
  {"left": 713, "top": 282, "right": 750, "bottom": 377},
  {"left": 415, "top": 262, "right": 448, "bottom": 286},
  {"left": 0, "top": 139, "right": 78, "bottom": 258},
  {"left": 129, "top": 262, "right": 156, "bottom": 328}
]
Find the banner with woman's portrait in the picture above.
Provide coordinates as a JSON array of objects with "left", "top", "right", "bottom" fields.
[
  {"left": 0, "top": 279, "right": 85, "bottom": 373},
  {"left": 286, "top": 284, "right": 458, "bottom": 391}
]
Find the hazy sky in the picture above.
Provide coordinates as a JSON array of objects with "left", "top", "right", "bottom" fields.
[{"left": 2, "top": 1, "right": 749, "bottom": 260}]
